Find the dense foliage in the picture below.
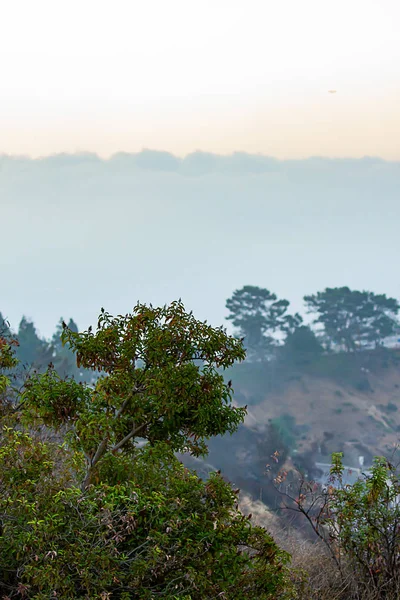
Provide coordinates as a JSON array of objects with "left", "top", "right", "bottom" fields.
[{"left": 0, "top": 302, "right": 294, "bottom": 599}]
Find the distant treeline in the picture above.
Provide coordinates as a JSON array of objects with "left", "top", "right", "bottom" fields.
[
  {"left": 0, "top": 314, "right": 92, "bottom": 382},
  {"left": 1, "top": 284, "right": 399, "bottom": 379},
  {"left": 226, "top": 285, "right": 400, "bottom": 362}
]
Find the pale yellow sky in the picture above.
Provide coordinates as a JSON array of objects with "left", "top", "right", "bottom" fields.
[{"left": 1, "top": 0, "right": 400, "bottom": 159}]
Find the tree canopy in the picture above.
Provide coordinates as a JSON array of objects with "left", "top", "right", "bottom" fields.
[
  {"left": 304, "top": 287, "right": 400, "bottom": 352},
  {"left": 51, "top": 317, "right": 92, "bottom": 382},
  {"left": 15, "top": 316, "right": 54, "bottom": 371},
  {"left": 280, "top": 325, "right": 324, "bottom": 365},
  {"left": 225, "top": 285, "right": 302, "bottom": 361}
]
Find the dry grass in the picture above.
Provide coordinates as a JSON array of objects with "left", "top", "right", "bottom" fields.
[
  {"left": 239, "top": 493, "right": 400, "bottom": 600},
  {"left": 285, "top": 532, "right": 400, "bottom": 599}
]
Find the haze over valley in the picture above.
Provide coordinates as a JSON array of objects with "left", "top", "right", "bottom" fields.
[{"left": 2, "top": 150, "right": 399, "bottom": 339}]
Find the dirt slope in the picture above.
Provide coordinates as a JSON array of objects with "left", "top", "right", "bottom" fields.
[{"left": 240, "top": 365, "right": 400, "bottom": 463}]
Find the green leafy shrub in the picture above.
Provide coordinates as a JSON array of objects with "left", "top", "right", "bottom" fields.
[
  {"left": 276, "top": 451, "right": 400, "bottom": 599},
  {"left": 0, "top": 431, "right": 292, "bottom": 599}
]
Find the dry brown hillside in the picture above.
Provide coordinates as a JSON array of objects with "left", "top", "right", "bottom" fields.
[
  {"left": 179, "top": 350, "right": 400, "bottom": 521},
  {"left": 235, "top": 352, "right": 400, "bottom": 465}
]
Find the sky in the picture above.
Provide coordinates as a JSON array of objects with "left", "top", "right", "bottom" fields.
[
  {"left": 1, "top": 153, "right": 400, "bottom": 339},
  {"left": 1, "top": 1, "right": 400, "bottom": 339},
  {"left": 1, "top": 0, "right": 400, "bottom": 159}
]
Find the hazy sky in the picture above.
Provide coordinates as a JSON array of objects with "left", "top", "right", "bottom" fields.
[
  {"left": 1, "top": 0, "right": 400, "bottom": 159},
  {"left": 2, "top": 2, "right": 400, "bottom": 340},
  {"left": 1, "top": 153, "right": 399, "bottom": 339}
]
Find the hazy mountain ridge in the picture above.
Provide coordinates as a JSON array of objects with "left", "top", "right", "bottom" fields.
[{"left": 1, "top": 149, "right": 399, "bottom": 178}]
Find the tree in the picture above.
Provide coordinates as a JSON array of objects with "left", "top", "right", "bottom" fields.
[
  {"left": 304, "top": 287, "right": 400, "bottom": 352},
  {"left": 15, "top": 316, "right": 53, "bottom": 371},
  {"left": 52, "top": 317, "right": 92, "bottom": 381},
  {"left": 23, "top": 301, "right": 248, "bottom": 489},
  {"left": 280, "top": 325, "right": 324, "bottom": 365},
  {"left": 0, "top": 301, "right": 295, "bottom": 598},
  {"left": 226, "top": 286, "right": 302, "bottom": 362}
]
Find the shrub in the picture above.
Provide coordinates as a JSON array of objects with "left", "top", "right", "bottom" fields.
[
  {"left": 275, "top": 452, "right": 400, "bottom": 599},
  {"left": 0, "top": 430, "right": 293, "bottom": 599}
]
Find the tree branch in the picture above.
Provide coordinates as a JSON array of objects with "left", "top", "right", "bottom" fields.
[
  {"left": 111, "top": 422, "right": 147, "bottom": 454},
  {"left": 80, "top": 389, "right": 141, "bottom": 490}
]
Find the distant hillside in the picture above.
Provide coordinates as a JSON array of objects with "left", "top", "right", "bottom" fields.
[
  {"left": 182, "top": 348, "right": 400, "bottom": 511},
  {"left": 231, "top": 347, "right": 400, "bottom": 462}
]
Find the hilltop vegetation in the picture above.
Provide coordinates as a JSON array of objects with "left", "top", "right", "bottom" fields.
[{"left": 195, "top": 285, "right": 400, "bottom": 513}]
